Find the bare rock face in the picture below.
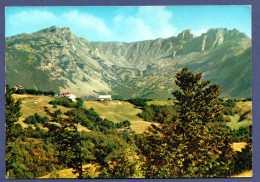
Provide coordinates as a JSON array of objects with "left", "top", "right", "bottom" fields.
[{"left": 5, "top": 26, "right": 251, "bottom": 100}]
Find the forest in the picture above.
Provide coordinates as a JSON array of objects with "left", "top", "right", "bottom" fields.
[{"left": 5, "top": 68, "right": 252, "bottom": 179}]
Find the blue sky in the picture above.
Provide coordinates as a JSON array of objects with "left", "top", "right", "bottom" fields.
[{"left": 5, "top": 6, "right": 251, "bottom": 42}]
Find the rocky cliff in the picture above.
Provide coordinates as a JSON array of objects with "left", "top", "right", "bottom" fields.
[{"left": 5, "top": 26, "right": 252, "bottom": 99}]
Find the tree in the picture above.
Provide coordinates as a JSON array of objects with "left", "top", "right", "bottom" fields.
[
  {"left": 5, "top": 84, "right": 23, "bottom": 177},
  {"left": 5, "top": 84, "right": 22, "bottom": 143},
  {"left": 44, "top": 107, "right": 83, "bottom": 178},
  {"left": 139, "top": 68, "right": 234, "bottom": 178}
]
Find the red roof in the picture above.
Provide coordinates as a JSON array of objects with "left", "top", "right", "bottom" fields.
[{"left": 62, "top": 92, "right": 71, "bottom": 95}]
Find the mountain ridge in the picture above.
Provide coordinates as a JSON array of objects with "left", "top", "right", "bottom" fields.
[{"left": 5, "top": 26, "right": 251, "bottom": 100}]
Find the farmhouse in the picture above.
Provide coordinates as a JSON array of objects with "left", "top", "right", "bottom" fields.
[
  {"left": 98, "top": 95, "right": 112, "bottom": 101},
  {"left": 60, "top": 92, "right": 77, "bottom": 102},
  {"left": 14, "top": 85, "right": 24, "bottom": 91}
]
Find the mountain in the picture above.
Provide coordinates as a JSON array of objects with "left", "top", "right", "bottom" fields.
[{"left": 5, "top": 26, "right": 252, "bottom": 100}]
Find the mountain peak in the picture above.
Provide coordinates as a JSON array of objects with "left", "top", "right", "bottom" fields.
[
  {"left": 36, "top": 26, "right": 72, "bottom": 34},
  {"left": 177, "top": 29, "right": 194, "bottom": 40}
]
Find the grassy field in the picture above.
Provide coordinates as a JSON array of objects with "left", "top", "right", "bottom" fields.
[
  {"left": 13, "top": 94, "right": 252, "bottom": 133},
  {"left": 39, "top": 164, "right": 99, "bottom": 179},
  {"left": 226, "top": 101, "right": 252, "bottom": 130},
  {"left": 13, "top": 95, "right": 153, "bottom": 133},
  {"left": 83, "top": 100, "right": 154, "bottom": 133},
  {"left": 13, "top": 94, "right": 90, "bottom": 132},
  {"left": 232, "top": 142, "right": 248, "bottom": 152},
  {"left": 230, "top": 170, "right": 252, "bottom": 178}
]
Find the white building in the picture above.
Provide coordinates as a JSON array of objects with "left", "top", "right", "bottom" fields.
[
  {"left": 98, "top": 95, "right": 112, "bottom": 101},
  {"left": 61, "top": 92, "right": 77, "bottom": 102}
]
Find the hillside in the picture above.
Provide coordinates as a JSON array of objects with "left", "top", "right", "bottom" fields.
[
  {"left": 14, "top": 94, "right": 252, "bottom": 134},
  {"left": 6, "top": 26, "right": 251, "bottom": 99},
  {"left": 13, "top": 94, "right": 153, "bottom": 133},
  {"left": 13, "top": 94, "right": 91, "bottom": 132},
  {"left": 84, "top": 100, "right": 153, "bottom": 133},
  {"left": 9, "top": 93, "right": 252, "bottom": 179}
]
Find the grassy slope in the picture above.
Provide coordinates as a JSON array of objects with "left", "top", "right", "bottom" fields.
[
  {"left": 13, "top": 94, "right": 91, "bottom": 132},
  {"left": 226, "top": 101, "right": 252, "bottom": 130},
  {"left": 83, "top": 100, "right": 153, "bottom": 133},
  {"left": 230, "top": 170, "right": 252, "bottom": 178},
  {"left": 13, "top": 94, "right": 153, "bottom": 133},
  {"left": 39, "top": 164, "right": 99, "bottom": 179},
  {"left": 14, "top": 94, "right": 252, "bottom": 133}
]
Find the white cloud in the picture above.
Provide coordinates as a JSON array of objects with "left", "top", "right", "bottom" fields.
[
  {"left": 114, "top": 15, "right": 124, "bottom": 25},
  {"left": 8, "top": 10, "right": 56, "bottom": 26},
  {"left": 6, "top": 7, "right": 176, "bottom": 42},
  {"left": 195, "top": 28, "right": 207, "bottom": 36},
  {"left": 137, "top": 6, "right": 176, "bottom": 38},
  {"left": 111, "top": 6, "right": 176, "bottom": 42},
  {"left": 62, "top": 10, "right": 111, "bottom": 38},
  {"left": 6, "top": 9, "right": 112, "bottom": 41},
  {"left": 113, "top": 15, "right": 156, "bottom": 42}
]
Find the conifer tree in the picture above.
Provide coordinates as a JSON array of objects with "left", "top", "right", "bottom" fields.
[
  {"left": 139, "top": 68, "right": 234, "bottom": 178},
  {"left": 5, "top": 84, "right": 23, "bottom": 176},
  {"left": 5, "top": 84, "right": 22, "bottom": 143},
  {"left": 44, "top": 107, "right": 83, "bottom": 178}
]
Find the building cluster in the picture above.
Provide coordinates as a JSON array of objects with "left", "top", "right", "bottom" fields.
[
  {"left": 98, "top": 95, "right": 112, "bottom": 101},
  {"left": 55, "top": 92, "right": 77, "bottom": 102},
  {"left": 12, "top": 84, "right": 113, "bottom": 102}
]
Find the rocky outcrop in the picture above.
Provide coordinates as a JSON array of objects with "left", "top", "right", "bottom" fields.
[{"left": 5, "top": 26, "right": 252, "bottom": 99}]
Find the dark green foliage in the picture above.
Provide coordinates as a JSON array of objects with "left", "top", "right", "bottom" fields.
[
  {"left": 6, "top": 138, "right": 58, "bottom": 179},
  {"left": 76, "top": 98, "right": 83, "bottom": 108},
  {"left": 222, "top": 99, "right": 236, "bottom": 108},
  {"left": 223, "top": 108, "right": 235, "bottom": 116},
  {"left": 80, "top": 131, "right": 143, "bottom": 178},
  {"left": 221, "top": 99, "right": 239, "bottom": 116},
  {"left": 122, "top": 120, "right": 131, "bottom": 128},
  {"left": 49, "top": 97, "right": 79, "bottom": 108},
  {"left": 5, "top": 84, "right": 23, "bottom": 177},
  {"left": 66, "top": 108, "right": 129, "bottom": 131},
  {"left": 23, "top": 113, "right": 49, "bottom": 125},
  {"left": 139, "top": 68, "right": 235, "bottom": 178},
  {"left": 138, "top": 104, "right": 178, "bottom": 123},
  {"left": 44, "top": 107, "right": 84, "bottom": 178},
  {"left": 242, "top": 98, "right": 251, "bottom": 102},
  {"left": 14, "top": 88, "right": 55, "bottom": 96},
  {"left": 232, "top": 143, "right": 252, "bottom": 174},
  {"left": 238, "top": 111, "right": 251, "bottom": 122},
  {"left": 230, "top": 126, "right": 252, "bottom": 142},
  {"left": 5, "top": 84, "right": 22, "bottom": 143},
  {"left": 126, "top": 98, "right": 151, "bottom": 108}
]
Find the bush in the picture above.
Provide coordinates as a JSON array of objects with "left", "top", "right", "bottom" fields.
[
  {"left": 50, "top": 97, "right": 76, "bottom": 108},
  {"left": 23, "top": 113, "right": 49, "bottom": 125},
  {"left": 126, "top": 98, "right": 151, "bottom": 108},
  {"left": 14, "top": 88, "right": 55, "bottom": 96},
  {"left": 138, "top": 104, "right": 177, "bottom": 123},
  {"left": 230, "top": 126, "right": 252, "bottom": 142},
  {"left": 238, "top": 111, "right": 251, "bottom": 122},
  {"left": 222, "top": 99, "right": 236, "bottom": 108},
  {"left": 232, "top": 143, "right": 252, "bottom": 174}
]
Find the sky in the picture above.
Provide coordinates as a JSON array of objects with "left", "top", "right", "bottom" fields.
[{"left": 5, "top": 6, "right": 251, "bottom": 42}]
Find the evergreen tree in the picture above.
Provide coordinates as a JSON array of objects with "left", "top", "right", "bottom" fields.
[
  {"left": 5, "top": 84, "right": 23, "bottom": 177},
  {"left": 44, "top": 107, "right": 83, "bottom": 178},
  {"left": 139, "top": 68, "right": 234, "bottom": 178},
  {"left": 5, "top": 84, "right": 22, "bottom": 143}
]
